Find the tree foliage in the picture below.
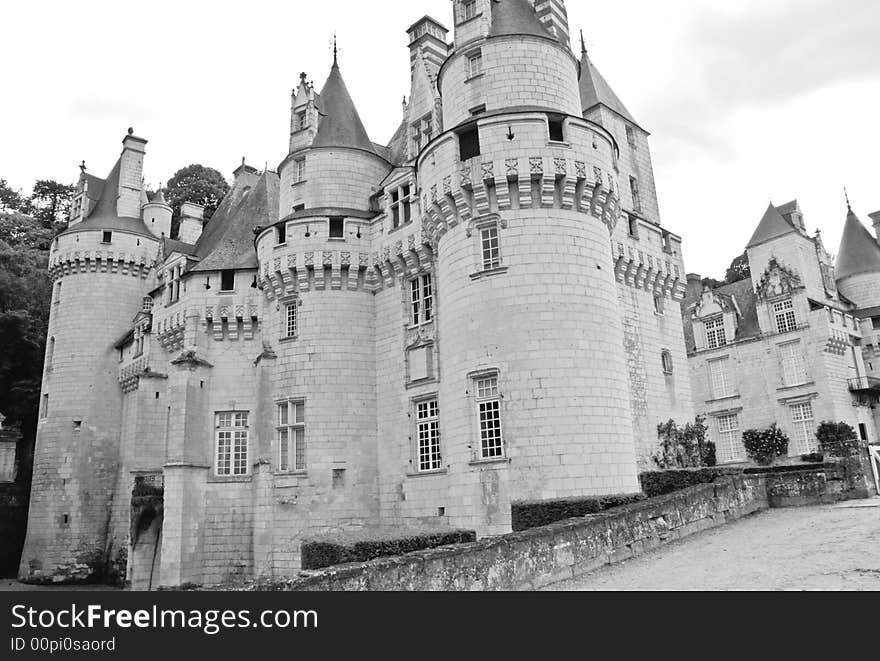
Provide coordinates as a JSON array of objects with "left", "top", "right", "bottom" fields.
[
  {"left": 165, "top": 165, "right": 230, "bottom": 238},
  {"left": 742, "top": 424, "right": 790, "bottom": 465},
  {"left": 25, "top": 180, "right": 74, "bottom": 225},
  {"left": 0, "top": 180, "right": 25, "bottom": 213},
  {"left": 725, "top": 251, "right": 751, "bottom": 285},
  {"left": 653, "top": 416, "right": 716, "bottom": 469},
  {"left": 815, "top": 421, "right": 860, "bottom": 457}
]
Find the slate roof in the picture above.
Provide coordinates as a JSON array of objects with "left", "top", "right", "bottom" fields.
[
  {"left": 162, "top": 238, "right": 198, "bottom": 257},
  {"left": 746, "top": 203, "right": 799, "bottom": 249},
  {"left": 835, "top": 207, "right": 880, "bottom": 280},
  {"left": 312, "top": 62, "right": 377, "bottom": 155},
  {"left": 191, "top": 170, "right": 279, "bottom": 273},
  {"left": 385, "top": 120, "right": 409, "bottom": 166},
  {"left": 63, "top": 157, "right": 152, "bottom": 237},
  {"left": 579, "top": 51, "right": 639, "bottom": 127},
  {"left": 680, "top": 277, "right": 760, "bottom": 353},
  {"left": 489, "top": 0, "right": 553, "bottom": 39}
]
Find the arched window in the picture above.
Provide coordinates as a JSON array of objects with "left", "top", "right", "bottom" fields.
[{"left": 661, "top": 350, "right": 673, "bottom": 375}]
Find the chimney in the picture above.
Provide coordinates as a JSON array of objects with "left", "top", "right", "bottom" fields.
[
  {"left": 178, "top": 202, "right": 205, "bottom": 244},
  {"left": 118, "top": 128, "right": 147, "bottom": 219},
  {"left": 233, "top": 159, "right": 261, "bottom": 190},
  {"left": 870, "top": 211, "right": 880, "bottom": 242},
  {"left": 406, "top": 16, "right": 449, "bottom": 82},
  {"left": 533, "top": 0, "right": 572, "bottom": 49}
]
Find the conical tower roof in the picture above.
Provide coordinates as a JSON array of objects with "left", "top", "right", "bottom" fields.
[
  {"left": 579, "top": 49, "right": 638, "bottom": 126},
  {"left": 489, "top": 0, "right": 552, "bottom": 39},
  {"left": 192, "top": 169, "right": 280, "bottom": 272},
  {"left": 312, "top": 61, "right": 376, "bottom": 154},
  {"left": 63, "top": 157, "right": 151, "bottom": 236},
  {"left": 835, "top": 207, "right": 880, "bottom": 280}
]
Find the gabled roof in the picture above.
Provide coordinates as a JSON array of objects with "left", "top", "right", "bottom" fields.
[
  {"left": 312, "top": 62, "right": 376, "bottom": 154},
  {"left": 579, "top": 51, "right": 638, "bottom": 127},
  {"left": 191, "top": 170, "right": 279, "bottom": 273},
  {"left": 835, "top": 207, "right": 880, "bottom": 280},
  {"left": 746, "top": 203, "right": 799, "bottom": 249},
  {"left": 489, "top": 0, "right": 553, "bottom": 39}
]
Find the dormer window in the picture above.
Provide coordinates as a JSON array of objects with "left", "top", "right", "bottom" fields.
[
  {"left": 411, "top": 114, "right": 433, "bottom": 155},
  {"left": 389, "top": 185, "right": 412, "bottom": 230},
  {"left": 462, "top": 0, "right": 478, "bottom": 22},
  {"left": 705, "top": 317, "right": 727, "bottom": 349},
  {"left": 295, "top": 110, "right": 307, "bottom": 132},
  {"left": 294, "top": 158, "right": 306, "bottom": 184},
  {"left": 467, "top": 50, "right": 483, "bottom": 78}
]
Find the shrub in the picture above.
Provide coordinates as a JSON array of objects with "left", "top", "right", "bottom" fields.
[
  {"left": 511, "top": 494, "right": 647, "bottom": 532},
  {"left": 801, "top": 453, "right": 824, "bottom": 463},
  {"left": 653, "top": 416, "right": 716, "bottom": 469},
  {"left": 742, "top": 424, "right": 789, "bottom": 465},
  {"left": 815, "top": 421, "right": 861, "bottom": 457},
  {"left": 301, "top": 529, "right": 476, "bottom": 570},
  {"left": 639, "top": 467, "right": 742, "bottom": 498}
]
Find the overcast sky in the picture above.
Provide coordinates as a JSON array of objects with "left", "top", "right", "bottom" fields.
[{"left": 1, "top": 0, "right": 877, "bottom": 278}]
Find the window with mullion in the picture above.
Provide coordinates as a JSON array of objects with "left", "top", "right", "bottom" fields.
[
  {"left": 284, "top": 301, "right": 298, "bottom": 338},
  {"left": 215, "top": 411, "right": 249, "bottom": 476},
  {"left": 416, "top": 398, "right": 441, "bottom": 472},
  {"left": 409, "top": 274, "right": 433, "bottom": 326},
  {"left": 480, "top": 225, "right": 501, "bottom": 271},
  {"left": 705, "top": 317, "right": 726, "bottom": 349},
  {"left": 774, "top": 299, "right": 797, "bottom": 334},
  {"left": 277, "top": 400, "right": 306, "bottom": 472},
  {"left": 475, "top": 375, "right": 503, "bottom": 459}
]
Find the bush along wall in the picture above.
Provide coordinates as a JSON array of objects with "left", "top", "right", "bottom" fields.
[
  {"left": 638, "top": 467, "right": 744, "bottom": 498},
  {"left": 301, "top": 530, "right": 477, "bottom": 570},
  {"left": 510, "top": 494, "right": 646, "bottom": 532}
]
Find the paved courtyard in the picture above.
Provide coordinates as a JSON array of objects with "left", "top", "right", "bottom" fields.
[{"left": 544, "top": 499, "right": 880, "bottom": 591}]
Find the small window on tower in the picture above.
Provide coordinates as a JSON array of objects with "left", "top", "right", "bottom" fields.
[
  {"left": 626, "top": 124, "right": 637, "bottom": 148},
  {"left": 466, "top": 50, "right": 483, "bottom": 78},
  {"left": 459, "top": 127, "right": 481, "bottom": 161},
  {"left": 276, "top": 224, "right": 287, "bottom": 245},
  {"left": 329, "top": 217, "right": 345, "bottom": 239},
  {"left": 102, "top": 231, "right": 112, "bottom": 244},
  {"left": 295, "top": 110, "right": 307, "bottom": 132},
  {"left": 548, "top": 115, "right": 565, "bottom": 142},
  {"left": 220, "top": 270, "right": 235, "bottom": 292}
]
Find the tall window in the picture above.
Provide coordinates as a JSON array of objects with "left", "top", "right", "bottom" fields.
[
  {"left": 774, "top": 299, "right": 797, "bottom": 334},
  {"left": 790, "top": 402, "right": 814, "bottom": 454},
  {"left": 46, "top": 337, "right": 55, "bottom": 371},
  {"left": 220, "top": 270, "right": 235, "bottom": 292},
  {"left": 40, "top": 394, "right": 48, "bottom": 419},
  {"left": 54, "top": 281, "right": 61, "bottom": 305},
  {"left": 654, "top": 295, "right": 665, "bottom": 316},
  {"left": 411, "top": 115, "right": 433, "bottom": 154},
  {"left": 276, "top": 224, "right": 287, "bottom": 245},
  {"left": 277, "top": 401, "right": 306, "bottom": 472},
  {"left": 294, "top": 158, "right": 306, "bottom": 184},
  {"left": 168, "top": 266, "right": 182, "bottom": 304},
  {"left": 475, "top": 374, "right": 503, "bottom": 459},
  {"left": 284, "top": 301, "right": 297, "bottom": 338},
  {"left": 548, "top": 115, "right": 565, "bottom": 142},
  {"left": 459, "top": 127, "right": 481, "bottom": 161},
  {"left": 708, "top": 357, "right": 733, "bottom": 399},
  {"left": 215, "top": 412, "right": 249, "bottom": 476},
  {"left": 462, "top": 0, "right": 477, "bottom": 21},
  {"left": 780, "top": 341, "right": 807, "bottom": 386},
  {"left": 661, "top": 349, "right": 673, "bottom": 375},
  {"left": 416, "top": 398, "right": 441, "bottom": 472},
  {"left": 625, "top": 124, "right": 637, "bottom": 148},
  {"left": 630, "top": 176, "right": 642, "bottom": 213},
  {"left": 705, "top": 317, "right": 727, "bottom": 349},
  {"left": 467, "top": 50, "right": 483, "bottom": 78},
  {"left": 480, "top": 224, "right": 501, "bottom": 271},
  {"left": 329, "top": 216, "right": 345, "bottom": 239},
  {"left": 294, "top": 110, "right": 307, "bottom": 132},
  {"left": 716, "top": 413, "right": 742, "bottom": 463},
  {"left": 409, "top": 274, "right": 433, "bottom": 326},
  {"left": 389, "top": 185, "right": 412, "bottom": 229}
]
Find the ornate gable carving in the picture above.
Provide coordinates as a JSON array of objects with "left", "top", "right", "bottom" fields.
[{"left": 755, "top": 257, "right": 803, "bottom": 301}]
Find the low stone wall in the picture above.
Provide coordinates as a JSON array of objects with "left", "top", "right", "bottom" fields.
[
  {"left": 763, "top": 459, "right": 869, "bottom": 508},
  {"left": 231, "top": 475, "right": 768, "bottom": 592}
]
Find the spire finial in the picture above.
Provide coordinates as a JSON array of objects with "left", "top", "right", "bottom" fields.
[
  {"left": 580, "top": 29, "right": 587, "bottom": 57},
  {"left": 844, "top": 187, "right": 852, "bottom": 212},
  {"left": 79, "top": 160, "right": 86, "bottom": 173},
  {"left": 333, "top": 33, "right": 338, "bottom": 66}
]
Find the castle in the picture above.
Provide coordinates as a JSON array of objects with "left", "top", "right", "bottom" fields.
[
  {"left": 684, "top": 201, "right": 880, "bottom": 464},
  {"left": 19, "top": 0, "right": 694, "bottom": 587}
]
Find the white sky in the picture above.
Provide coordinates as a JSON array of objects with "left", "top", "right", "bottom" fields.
[{"left": 1, "top": 0, "right": 878, "bottom": 278}]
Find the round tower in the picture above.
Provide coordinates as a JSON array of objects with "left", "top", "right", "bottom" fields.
[
  {"left": 19, "top": 132, "right": 160, "bottom": 582},
  {"left": 258, "top": 57, "right": 391, "bottom": 559},
  {"left": 420, "top": 0, "right": 640, "bottom": 532},
  {"left": 835, "top": 206, "right": 880, "bottom": 308}
]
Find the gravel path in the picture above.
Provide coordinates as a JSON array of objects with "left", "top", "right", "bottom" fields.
[{"left": 543, "top": 499, "right": 880, "bottom": 591}]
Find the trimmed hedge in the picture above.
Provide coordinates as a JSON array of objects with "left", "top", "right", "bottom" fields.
[
  {"left": 639, "top": 468, "right": 742, "bottom": 498},
  {"left": 510, "top": 493, "right": 646, "bottom": 532},
  {"left": 743, "top": 463, "right": 824, "bottom": 475},
  {"left": 301, "top": 529, "right": 476, "bottom": 570}
]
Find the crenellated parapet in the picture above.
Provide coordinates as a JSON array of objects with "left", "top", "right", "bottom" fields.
[
  {"left": 49, "top": 248, "right": 155, "bottom": 281},
  {"left": 613, "top": 241, "right": 686, "bottom": 302},
  {"left": 118, "top": 357, "right": 167, "bottom": 394}
]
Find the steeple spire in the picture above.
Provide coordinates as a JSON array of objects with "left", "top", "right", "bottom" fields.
[
  {"left": 580, "top": 29, "right": 587, "bottom": 57},
  {"left": 332, "top": 33, "right": 338, "bottom": 67},
  {"left": 844, "top": 187, "right": 852, "bottom": 213}
]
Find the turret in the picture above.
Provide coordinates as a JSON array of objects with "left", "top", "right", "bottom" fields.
[
  {"left": 118, "top": 129, "right": 147, "bottom": 219},
  {"left": 869, "top": 211, "right": 880, "bottom": 242},
  {"left": 407, "top": 16, "right": 450, "bottom": 81},
  {"left": 142, "top": 189, "right": 172, "bottom": 239},
  {"left": 835, "top": 204, "right": 880, "bottom": 308}
]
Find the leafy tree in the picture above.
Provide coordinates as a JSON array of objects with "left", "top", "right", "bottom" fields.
[
  {"left": 165, "top": 165, "right": 230, "bottom": 238},
  {"left": 25, "top": 180, "right": 74, "bottom": 225},
  {"left": 0, "top": 179, "right": 24, "bottom": 213},
  {"left": 0, "top": 212, "right": 54, "bottom": 250},
  {"left": 653, "top": 416, "right": 716, "bottom": 469},
  {"left": 815, "top": 421, "right": 860, "bottom": 457},
  {"left": 724, "top": 251, "right": 751, "bottom": 284}
]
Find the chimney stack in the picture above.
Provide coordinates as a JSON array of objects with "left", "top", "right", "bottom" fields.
[
  {"left": 869, "top": 211, "right": 880, "bottom": 243},
  {"left": 406, "top": 16, "right": 449, "bottom": 82},
  {"left": 178, "top": 202, "right": 205, "bottom": 244},
  {"left": 118, "top": 128, "right": 147, "bottom": 219},
  {"left": 533, "top": 0, "right": 572, "bottom": 49}
]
